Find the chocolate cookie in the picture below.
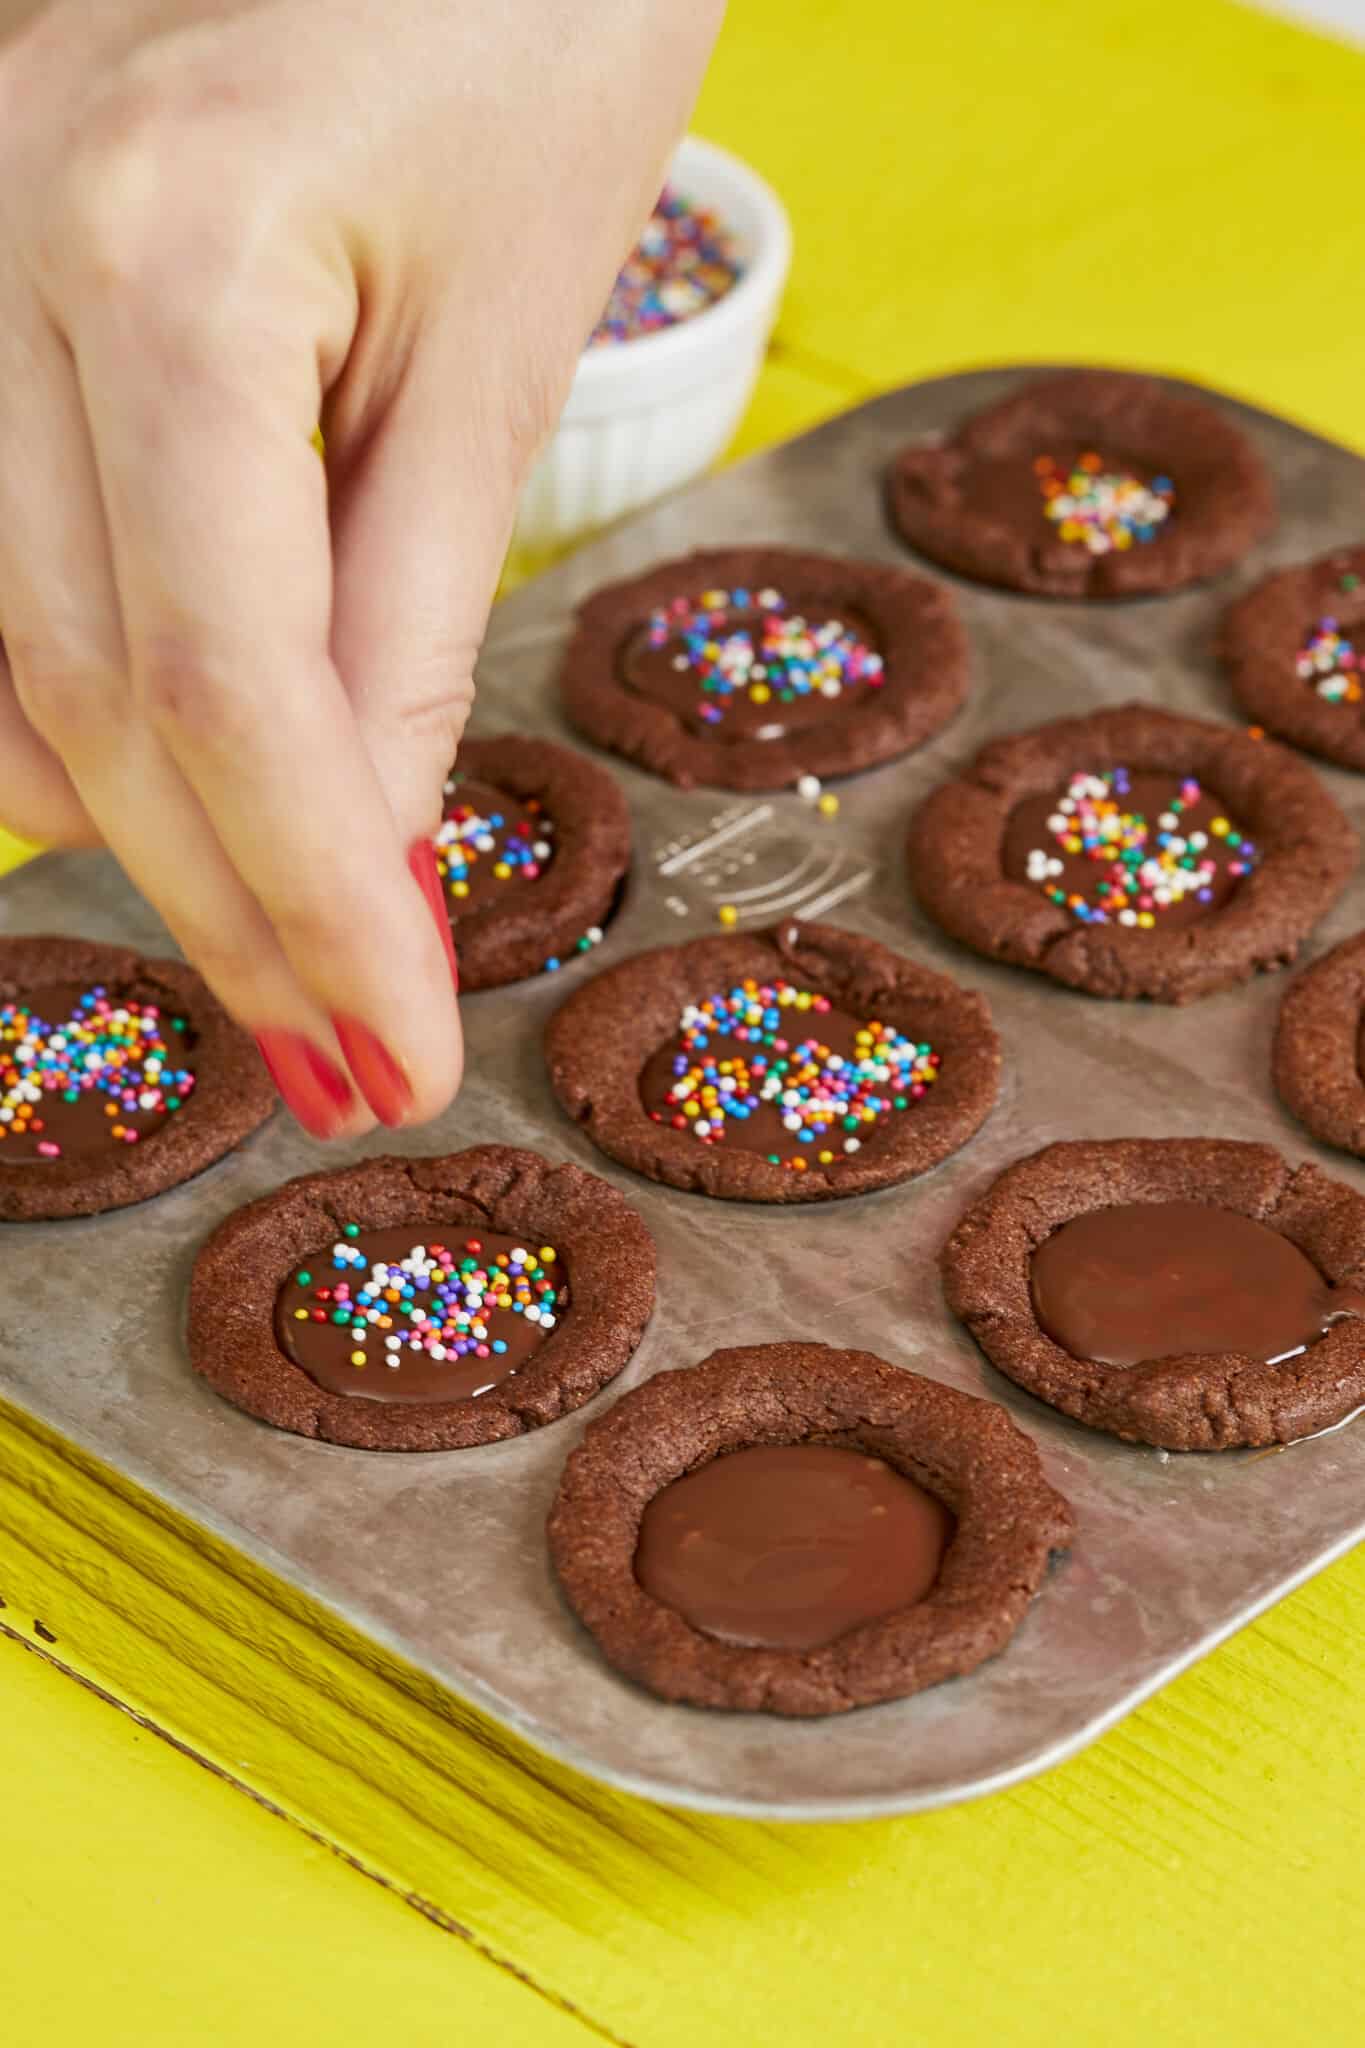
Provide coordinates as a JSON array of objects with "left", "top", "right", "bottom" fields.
[
  {"left": 941, "top": 1137, "right": 1365, "bottom": 1450},
  {"left": 0, "top": 934, "right": 274, "bottom": 1221},
  {"left": 548, "top": 1341, "right": 1074, "bottom": 1716},
  {"left": 437, "top": 735, "right": 631, "bottom": 988},
  {"left": 888, "top": 369, "right": 1275, "bottom": 598},
  {"left": 557, "top": 545, "right": 969, "bottom": 791},
  {"left": 1220, "top": 545, "right": 1365, "bottom": 772},
  {"left": 188, "top": 1146, "right": 656, "bottom": 1450},
  {"left": 1273, "top": 932, "right": 1365, "bottom": 1158},
  {"left": 908, "top": 703, "right": 1355, "bottom": 1002},
  {"left": 544, "top": 919, "right": 1001, "bottom": 1203}
]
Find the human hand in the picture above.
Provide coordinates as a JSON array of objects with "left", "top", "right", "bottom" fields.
[{"left": 0, "top": 0, "right": 722, "bottom": 1136}]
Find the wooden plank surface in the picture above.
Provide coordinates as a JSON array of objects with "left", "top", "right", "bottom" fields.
[{"left": 5, "top": 1, "right": 1365, "bottom": 2042}]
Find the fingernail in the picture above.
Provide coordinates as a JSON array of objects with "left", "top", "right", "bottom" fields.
[
  {"left": 409, "top": 837, "right": 460, "bottom": 994},
  {"left": 331, "top": 1014, "right": 413, "bottom": 1128},
  {"left": 254, "top": 1031, "right": 355, "bottom": 1141}
]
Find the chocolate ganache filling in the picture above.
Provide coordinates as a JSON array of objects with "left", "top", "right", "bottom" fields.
[
  {"left": 620, "top": 584, "right": 886, "bottom": 742},
  {"left": 637, "top": 976, "right": 940, "bottom": 1173},
  {"left": 275, "top": 1224, "right": 567, "bottom": 1402},
  {"left": 435, "top": 776, "right": 554, "bottom": 915},
  {"left": 1003, "top": 769, "right": 1255, "bottom": 930},
  {"left": 634, "top": 1443, "right": 954, "bottom": 1652},
  {"left": 0, "top": 981, "right": 196, "bottom": 1162},
  {"left": 1031, "top": 1200, "right": 1365, "bottom": 1369}
]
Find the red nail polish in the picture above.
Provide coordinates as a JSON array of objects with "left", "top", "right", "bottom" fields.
[
  {"left": 409, "top": 836, "right": 459, "bottom": 993},
  {"left": 331, "top": 1014, "right": 413, "bottom": 1128},
  {"left": 254, "top": 1031, "right": 354, "bottom": 1141}
]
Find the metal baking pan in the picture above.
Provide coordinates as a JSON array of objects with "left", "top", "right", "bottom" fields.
[{"left": 3, "top": 368, "right": 1364, "bottom": 1821}]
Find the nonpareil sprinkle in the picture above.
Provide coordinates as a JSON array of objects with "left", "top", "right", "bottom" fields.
[
  {"left": 1297, "top": 617, "right": 1361, "bottom": 706},
  {"left": 1035, "top": 452, "right": 1174, "bottom": 555},
  {"left": 644, "top": 586, "right": 884, "bottom": 730},
  {"left": 589, "top": 185, "right": 741, "bottom": 347}
]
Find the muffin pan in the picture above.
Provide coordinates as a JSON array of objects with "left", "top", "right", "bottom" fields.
[{"left": 2, "top": 368, "right": 1365, "bottom": 1819}]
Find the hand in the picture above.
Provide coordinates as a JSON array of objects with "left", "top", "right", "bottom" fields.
[{"left": 0, "top": 0, "right": 721, "bottom": 1136}]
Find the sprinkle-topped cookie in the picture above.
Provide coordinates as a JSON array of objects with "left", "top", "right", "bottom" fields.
[
  {"left": 589, "top": 185, "right": 741, "bottom": 347},
  {"left": 275, "top": 1224, "right": 567, "bottom": 1404},
  {"left": 623, "top": 587, "right": 886, "bottom": 742},
  {"left": 0, "top": 982, "right": 195, "bottom": 1161},
  {"left": 637, "top": 976, "right": 939, "bottom": 1173},
  {"left": 1002, "top": 768, "right": 1256, "bottom": 930},
  {"left": 435, "top": 776, "right": 555, "bottom": 914},
  {"left": 1035, "top": 452, "right": 1174, "bottom": 555}
]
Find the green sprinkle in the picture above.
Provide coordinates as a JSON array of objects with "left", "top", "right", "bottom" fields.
[
  {"left": 344, "top": 1223, "right": 361, "bottom": 1239},
  {"left": 296, "top": 1271, "right": 311, "bottom": 1286}
]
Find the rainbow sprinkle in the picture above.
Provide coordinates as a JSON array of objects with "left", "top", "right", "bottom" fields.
[
  {"left": 0, "top": 986, "right": 194, "bottom": 1156},
  {"left": 436, "top": 783, "right": 553, "bottom": 903},
  {"left": 1023, "top": 770, "right": 1257, "bottom": 927},
  {"left": 289, "top": 1235, "right": 564, "bottom": 1373},
  {"left": 1036, "top": 453, "right": 1174, "bottom": 555},
  {"left": 645, "top": 587, "right": 884, "bottom": 728},
  {"left": 590, "top": 186, "right": 741, "bottom": 346},
  {"left": 648, "top": 977, "right": 939, "bottom": 1173},
  {"left": 1297, "top": 618, "right": 1361, "bottom": 705}
]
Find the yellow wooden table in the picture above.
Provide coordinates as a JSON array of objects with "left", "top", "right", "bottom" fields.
[{"left": 6, "top": 3, "right": 1365, "bottom": 2042}]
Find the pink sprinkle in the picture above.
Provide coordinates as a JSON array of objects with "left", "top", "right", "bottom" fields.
[{"left": 36, "top": 1141, "right": 61, "bottom": 1157}]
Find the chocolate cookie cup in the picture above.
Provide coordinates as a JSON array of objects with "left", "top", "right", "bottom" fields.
[
  {"left": 888, "top": 369, "right": 1275, "bottom": 598},
  {"left": 942, "top": 1138, "right": 1365, "bottom": 1451},
  {"left": 548, "top": 1342, "right": 1075, "bottom": 1717},
  {"left": 437, "top": 735, "right": 631, "bottom": 989},
  {"left": 544, "top": 919, "right": 1001, "bottom": 1204},
  {"left": 188, "top": 1146, "right": 656, "bottom": 1450},
  {"left": 0, "top": 934, "right": 274, "bottom": 1221},
  {"left": 908, "top": 703, "right": 1355, "bottom": 1002},
  {"left": 556, "top": 545, "right": 969, "bottom": 791},
  {"left": 1220, "top": 545, "right": 1365, "bottom": 773},
  {"left": 1274, "top": 932, "right": 1365, "bottom": 1159}
]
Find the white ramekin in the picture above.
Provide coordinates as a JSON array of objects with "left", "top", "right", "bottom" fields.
[{"left": 510, "top": 135, "right": 792, "bottom": 566}]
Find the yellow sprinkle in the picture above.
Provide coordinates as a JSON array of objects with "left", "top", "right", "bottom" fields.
[
  {"left": 818, "top": 1150, "right": 834, "bottom": 1165},
  {"left": 748, "top": 683, "right": 772, "bottom": 704},
  {"left": 349, "top": 1350, "right": 367, "bottom": 1367},
  {"left": 493, "top": 862, "right": 512, "bottom": 879},
  {"left": 718, "top": 904, "right": 739, "bottom": 927},
  {"left": 539, "top": 1246, "right": 556, "bottom": 1263},
  {"left": 293, "top": 1309, "right": 308, "bottom": 1321},
  {"left": 452, "top": 880, "right": 470, "bottom": 898},
  {"left": 817, "top": 793, "right": 840, "bottom": 817}
]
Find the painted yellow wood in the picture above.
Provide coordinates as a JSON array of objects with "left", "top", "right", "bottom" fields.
[{"left": 5, "top": 0, "right": 1365, "bottom": 2042}]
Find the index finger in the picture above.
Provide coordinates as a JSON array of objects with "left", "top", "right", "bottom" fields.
[{"left": 72, "top": 312, "right": 463, "bottom": 1129}]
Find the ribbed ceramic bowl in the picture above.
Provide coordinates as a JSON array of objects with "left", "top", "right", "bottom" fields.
[{"left": 510, "top": 135, "right": 792, "bottom": 564}]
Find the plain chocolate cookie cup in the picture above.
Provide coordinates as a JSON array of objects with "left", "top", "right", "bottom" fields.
[
  {"left": 0, "top": 935, "right": 275, "bottom": 1221},
  {"left": 907, "top": 702, "right": 1356, "bottom": 1003},
  {"left": 556, "top": 544, "right": 969, "bottom": 791},
  {"left": 188, "top": 1146, "right": 656, "bottom": 1451},
  {"left": 544, "top": 918, "right": 1002, "bottom": 1204},
  {"left": 942, "top": 1138, "right": 1365, "bottom": 1451},
  {"left": 446, "top": 735, "right": 632, "bottom": 989},
  {"left": 1220, "top": 544, "right": 1365, "bottom": 773},
  {"left": 888, "top": 368, "right": 1276, "bottom": 598},
  {"left": 1274, "top": 933, "right": 1365, "bottom": 1158},
  {"left": 548, "top": 1341, "right": 1075, "bottom": 1717}
]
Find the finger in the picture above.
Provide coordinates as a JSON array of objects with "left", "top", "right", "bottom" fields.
[
  {"left": 71, "top": 303, "right": 463, "bottom": 1129},
  {"left": 326, "top": 327, "right": 521, "bottom": 846},
  {"left": 0, "top": 646, "right": 101, "bottom": 847},
  {"left": 0, "top": 313, "right": 372, "bottom": 1139}
]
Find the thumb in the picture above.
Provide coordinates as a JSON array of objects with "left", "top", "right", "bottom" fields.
[{"left": 326, "top": 328, "right": 533, "bottom": 853}]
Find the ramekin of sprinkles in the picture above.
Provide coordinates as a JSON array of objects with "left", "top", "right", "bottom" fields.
[
  {"left": 648, "top": 977, "right": 940, "bottom": 1173},
  {"left": 646, "top": 586, "right": 884, "bottom": 727},
  {"left": 435, "top": 784, "right": 553, "bottom": 903},
  {"left": 1024, "top": 770, "right": 1257, "bottom": 927},
  {"left": 1297, "top": 618, "right": 1362, "bottom": 705},
  {"left": 1036, "top": 453, "right": 1174, "bottom": 555},
  {"left": 512, "top": 137, "right": 790, "bottom": 561},
  {"left": 291, "top": 1225, "right": 563, "bottom": 1372},
  {"left": 590, "top": 186, "right": 741, "bottom": 346},
  {"left": 0, "top": 986, "right": 195, "bottom": 1155}
]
